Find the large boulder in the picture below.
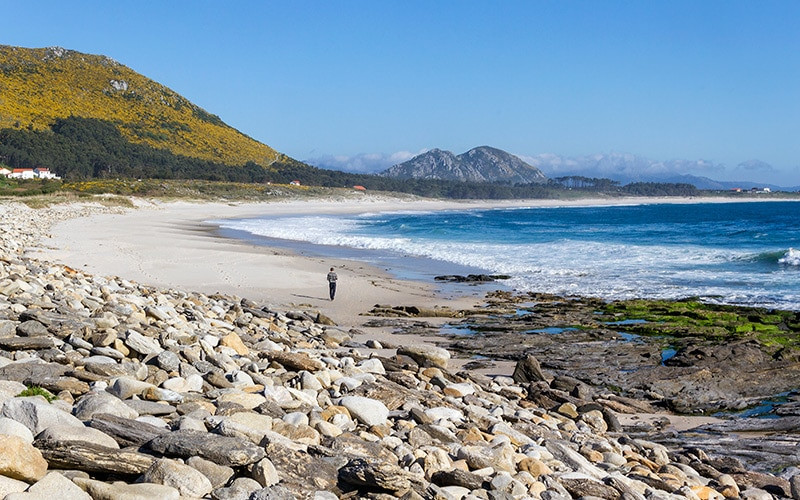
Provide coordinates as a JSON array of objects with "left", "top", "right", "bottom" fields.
[
  {"left": 396, "top": 344, "right": 450, "bottom": 369},
  {"left": 0, "top": 434, "right": 48, "bottom": 482},
  {"left": 1, "top": 397, "right": 84, "bottom": 434}
]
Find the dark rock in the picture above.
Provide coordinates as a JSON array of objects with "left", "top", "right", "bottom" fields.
[
  {"left": 320, "top": 434, "right": 397, "bottom": 463},
  {"left": 561, "top": 477, "right": 621, "bottom": 499},
  {"left": 0, "top": 361, "right": 67, "bottom": 383},
  {"left": 88, "top": 413, "right": 169, "bottom": 447},
  {"left": 30, "top": 376, "right": 89, "bottom": 396},
  {"left": 512, "top": 354, "right": 547, "bottom": 384},
  {"left": 431, "top": 469, "right": 485, "bottom": 490},
  {"left": 16, "top": 320, "right": 49, "bottom": 337},
  {"left": 146, "top": 429, "right": 266, "bottom": 467},
  {"left": 0, "top": 336, "right": 59, "bottom": 350},
  {"left": 338, "top": 458, "right": 416, "bottom": 494},
  {"left": 263, "top": 442, "right": 341, "bottom": 495},
  {"left": 249, "top": 486, "right": 296, "bottom": 500},
  {"left": 434, "top": 274, "right": 511, "bottom": 283},
  {"left": 258, "top": 351, "right": 325, "bottom": 372},
  {"left": 35, "top": 437, "right": 156, "bottom": 475},
  {"left": 124, "top": 399, "right": 175, "bottom": 416}
]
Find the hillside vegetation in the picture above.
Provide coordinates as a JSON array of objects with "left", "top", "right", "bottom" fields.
[{"left": 0, "top": 45, "right": 286, "bottom": 167}]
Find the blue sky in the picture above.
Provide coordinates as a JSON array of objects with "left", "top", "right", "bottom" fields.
[{"left": 3, "top": 1, "right": 799, "bottom": 185}]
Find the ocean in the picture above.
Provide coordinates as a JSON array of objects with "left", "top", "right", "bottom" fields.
[{"left": 212, "top": 201, "right": 800, "bottom": 310}]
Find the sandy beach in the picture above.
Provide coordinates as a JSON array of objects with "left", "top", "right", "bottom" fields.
[
  {"left": 33, "top": 194, "right": 771, "bottom": 433},
  {"left": 34, "top": 194, "right": 775, "bottom": 332}
]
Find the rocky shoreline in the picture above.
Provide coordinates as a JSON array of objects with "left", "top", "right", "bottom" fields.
[{"left": 1, "top": 200, "right": 799, "bottom": 499}]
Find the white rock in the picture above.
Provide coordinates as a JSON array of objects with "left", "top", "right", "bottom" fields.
[
  {"left": 108, "top": 377, "right": 156, "bottom": 400},
  {"left": 21, "top": 471, "right": 91, "bottom": 499},
  {"left": 252, "top": 458, "right": 279, "bottom": 487},
  {"left": 73, "top": 476, "right": 180, "bottom": 500},
  {"left": 0, "top": 416, "right": 35, "bottom": 443},
  {"left": 340, "top": 396, "right": 389, "bottom": 427},
  {"left": 124, "top": 330, "right": 164, "bottom": 355},
  {"left": 357, "top": 358, "right": 386, "bottom": 375},
  {"left": 425, "top": 406, "right": 465, "bottom": 423},
  {"left": 1, "top": 397, "right": 84, "bottom": 434},
  {"left": 0, "top": 475, "right": 29, "bottom": 497}
]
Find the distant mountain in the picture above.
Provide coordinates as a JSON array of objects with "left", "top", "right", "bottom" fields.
[
  {"left": 0, "top": 45, "right": 294, "bottom": 170},
  {"left": 524, "top": 152, "right": 795, "bottom": 191},
  {"left": 383, "top": 146, "right": 548, "bottom": 184}
]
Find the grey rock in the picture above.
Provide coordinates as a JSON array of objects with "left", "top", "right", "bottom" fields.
[
  {"left": 36, "top": 423, "right": 120, "bottom": 448},
  {"left": 142, "top": 458, "right": 213, "bottom": 498},
  {"left": 0, "top": 336, "right": 59, "bottom": 350},
  {"left": 249, "top": 485, "right": 297, "bottom": 500},
  {"left": 262, "top": 442, "right": 340, "bottom": 495},
  {"left": 791, "top": 474, "right": 800, "bottom": 500},
  {"left": 512, "top": 354, "right": 547, "bottom": 384},
  {"left": 124, "top": 330, "right": 163, "bottom": 355},
  {"left": 187, "top": 456, "right": 235, "bottom": 489},
  {"left": 212, "top": 478, "right": 262, "bottom": 500},
  {"left": 0, "top": 362, "right": 67, "bottom": 385},
  {"left": 1, "top": 397, "right": 84, "bottom": 434},
  {"left": 22, "top": 471, "right": 92, "bottom": 500},
  {"left": 73, "top": 391, "right": 139, "bottom": 420},
  {"left": 431, "top": 469, "right": 486, "bottom": 490},
  {"left": 156, "top": 350, "right": 181, "bottom": 372},
  {"left": 147, "top": 429, "right": 266, "bottom": 466},
  {"left": 16, "top": 320, "right": 48, "bottom": 337},
  {"left": 73, "top": 477, "right": 180, "bottom": 500},
  {"left": 338, "top": 458, "right": 414, "bottom": 493},
  {"left": 87, "top": 413, "right": 169, "bottom": 447}
]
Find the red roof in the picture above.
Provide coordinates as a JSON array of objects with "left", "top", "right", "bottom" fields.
[{"left": 12, "top": 168, "right": 33, "bottom": 173}]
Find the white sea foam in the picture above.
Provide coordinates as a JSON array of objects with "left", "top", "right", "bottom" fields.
[
  {"left": 213, "top": 211, "right": 800, "bottom": 310},
  {"left": 779, "top": 248, "right": 800, "bottom": 266}
]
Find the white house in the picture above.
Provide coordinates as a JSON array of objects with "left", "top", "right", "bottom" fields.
[
  {"left": 0, "top": 167, "right": 11, "bottom": 177},
  {"left": 9, "top": 168, "right": 35, "bottom": 179},
  {"left": 34, "top": 167, "right": 60, "bottom": 180},
  {"left": 7, "top": 167, "right": 60, "bottom": 180}
]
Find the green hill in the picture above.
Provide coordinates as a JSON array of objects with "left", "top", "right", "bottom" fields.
[{"left": 0, "top": 45, "right": 297, "bottom": 176}]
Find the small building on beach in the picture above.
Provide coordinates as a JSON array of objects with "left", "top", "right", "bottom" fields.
[{"left": 9, "top": 168, "right": 35, "bottom": 179}]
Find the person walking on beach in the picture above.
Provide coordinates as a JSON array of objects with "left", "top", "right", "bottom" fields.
[{"left": 327, "top": 267, "right": 338, "bottom": 301}]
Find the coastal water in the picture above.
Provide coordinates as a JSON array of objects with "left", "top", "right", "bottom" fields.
[{"left": 212, "top": 201, "right": 800, "bottom": 310}]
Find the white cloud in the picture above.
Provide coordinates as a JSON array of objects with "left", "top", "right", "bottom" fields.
[
  {"left": 736, "top": 159, "right": 775, "bottom": 173},
  {"left": 304, "top": 149, "right": 427, "bottom": 173},
  {"left": 515, "top": 152, "right": 726, "bottom": 181}
]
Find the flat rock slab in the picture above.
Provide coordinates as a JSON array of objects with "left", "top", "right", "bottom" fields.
[
  {"left": 0, "top": 336, "right": 60, "bottom": 350},
  {"left": 0, "top": 362, "right": 67, "bottom": 383},
  {"left": 88, "top": 413, "right": 169, "bottom": 447},
  {"left": 263, "top": 443, "right": 341, "bottom": 495},
  {"left": 146, "top": 429, "right": 266, "bottom": 467},
  {"left": 73, "top": 477, "right": 180, "bottom": 500},
  {"left": 35, "top": 438, "right": 156, "bottom": 475},
  {"left": 338, "top": 458, "right": 417, "bottom": 494},
  {"left": 259, "top": 351, "right": 325, "bottom": 372}
]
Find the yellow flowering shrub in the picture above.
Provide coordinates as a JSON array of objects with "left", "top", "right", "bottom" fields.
[{"left": 0, "top": 45, "right": 288, "bottom": 167}]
